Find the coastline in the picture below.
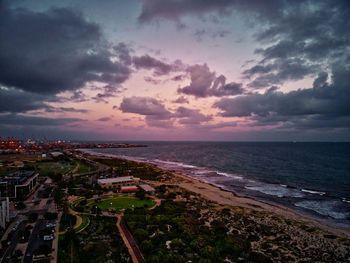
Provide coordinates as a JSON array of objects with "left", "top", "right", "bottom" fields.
[
  {"left": 80, "top": 149, "right": 350, "bottom": 239},
  {"left": 167, "top": 171, "right": 350, "bottom": 238}
]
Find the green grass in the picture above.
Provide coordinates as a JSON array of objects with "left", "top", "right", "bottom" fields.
[
  {"left": 59, "top": 213, "right": 77, "bottom": 232},
  {"left": 35, "top": 161, "right": 76, "bottom": 176},
  {"left": 87, "top": 197, "right": 156, "bottom": 211},
  {"left": 75, "top": 161, "right": 97, "bottom": 174},
  {"left": 75, "top": 215, "right": 90, "bottom": 233}
]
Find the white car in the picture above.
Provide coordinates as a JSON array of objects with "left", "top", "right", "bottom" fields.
[{"left": 43, "top": 235, "right": 54, "bottom": 241}]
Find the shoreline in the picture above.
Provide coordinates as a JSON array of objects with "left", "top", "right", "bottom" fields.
[
  {"left": 80, "top": 149, "right": 350, "bottom": 238},
  {"left": 169, "top": 171, "right": 350, "bottom": 238}
]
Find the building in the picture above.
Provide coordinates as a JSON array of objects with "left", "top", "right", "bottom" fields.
[
  {"left": 0, "top": 197, "right": 10, "bottom": 229},
  {"left": 139, "top": 184, "right": 155, "bottom": 194},
  {"left": 0, "top": 171, "right": 38, "bottom": 200},
  {"left": 50, "top": 151, "right": 63, "bottom": 157},
  {"left": 97, "top": 176, "right": 140, "bottom": 189},
  {"left": 120, "top": 186, "right": 138, "bottom": 192}
]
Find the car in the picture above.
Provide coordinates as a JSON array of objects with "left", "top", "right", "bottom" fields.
[
  {"left": 43, "top": 235, "right": 54, "bottom": 241},
  {"left": 45, "top": 223, "right": 56, "bottom": 228}
]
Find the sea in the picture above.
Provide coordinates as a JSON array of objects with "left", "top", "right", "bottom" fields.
[{"left": 82, "top": 142, "right": 350, "bottom": 227}]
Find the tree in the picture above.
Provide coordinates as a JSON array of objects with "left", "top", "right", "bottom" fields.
[
  {"left": 13, "top": 249, "right": 23, "bottom": 259},
  {"left": 136, "top": 189, "right": 146, "bottom": 200},
  {"left": 33, "top": 244, "right": 51, "bottom": 256},
  {"left": 53, "top": 187, "right": 64, "bottom": 208},
  {"left": 44, "top": 212, "right": 58, "bottom": 220},
  {"left": 140, "top": 240, "right": 153, "bottom": 254},
  {"left": 134, "top": 228, "right": 148, "bottom": 242},
  {"left": 28, "top": 213, "right": 38, "bottom": 223},
  {"left": 15, "top": 202, "right": 26, "bottom": 210}
]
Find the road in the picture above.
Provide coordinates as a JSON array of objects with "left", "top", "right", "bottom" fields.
[
  {"left": 1, "top": 220, "right": 26, "bottom": 263},
  {"left": 23, "top": 219, "right": 53, "bottom": 263}
]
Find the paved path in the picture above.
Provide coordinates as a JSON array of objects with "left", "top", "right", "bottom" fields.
[
  {"left": 51, "top": 212, "right": 61, "bottom": 263},
  {"left": 116, "top": 215, "right": 145, "bottom": 263}
]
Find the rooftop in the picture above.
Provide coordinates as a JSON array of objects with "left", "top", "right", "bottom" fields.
[
  {"left": 139, "top": 184, "right": 155, "bottom": 192},
  {"left": 120, "top": 185, "right": 138, "bottom": 190},
  {"left": 97, "top": 176, "right": 137, "bottom": 185}
]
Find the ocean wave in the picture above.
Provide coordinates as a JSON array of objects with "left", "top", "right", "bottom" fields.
[
  {"left": 216, "top": 172, "right": 243, "bottom": 180},
  {"left": 153, "top": 159, "right": 197, "bottom": 169},
  {"left": 294, "top": 200, "right": 349, "bottom": 220},
  {"left": 301, "top": 189, "right": 326, "bottom": 196},
  {"left": 245, "top": 184, "right": 305, "bottom": 198},
  {"left": 342, "top": 198, "right": 350, "bottom": 204}
]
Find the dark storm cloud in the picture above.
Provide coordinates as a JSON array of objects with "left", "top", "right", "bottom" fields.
[
  {"left": 178, "top": 64, "right": 244, "bottom": 98},
  {"left": 132, "top": 55, "right": 183, "bottom": 76},
  {"left": 92, "top": 85, "right": 123, "bottom": 104},
  {"left": 120, "top": 97, "right": 172, "bottom": 119},
  {"left": 138, "top": 0, "right": 235, "bottom": 23},
  {"left": 138, "top": 0, "right": 286, "bottom": 23},
  {"left": 243, "top": 1, "right": 350, "bottom": 88},
  {"left": 173, "top": 106, "right": 212, "bottom": 125},
  {"left": 0, "top": 114, "right": 84, "bottom": 126},
  {"left": 0, "top": 88, "right": 52, "bottom": 113},
  {"left": 0, "top": 2, "right": 132, "bottom": 109},
  {"left": 45, "top": 107, "right": 88, "bottom": 113},
  {"left": 214, "top": 68, "right": 350, "bottom": 129},
  {"left": 243, "top": 58, "right": 318, "bottom": 88},
  {"left": 120, "top": 96, "right": 211, "bottom": 127},
  {"left": 139, "top": 1, "right": 350, "bottom": 90}
]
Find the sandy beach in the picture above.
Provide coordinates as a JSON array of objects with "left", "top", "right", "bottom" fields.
[{"left": 166, "top": 171, "right": 350, "bottom": 239}]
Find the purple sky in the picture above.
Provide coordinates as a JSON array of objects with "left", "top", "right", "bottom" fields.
[{"left": 0, "top": 0, "right": 349, "bottom": 141}]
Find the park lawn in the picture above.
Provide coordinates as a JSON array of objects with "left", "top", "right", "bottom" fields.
[
  {"left": 75, "top": 160, "right": 97, "bottom": 174},
  {"left": 75, "top": 215, "right": 90, "bottom": 233},
  {"left": 88, "top": 197, "right": 155, "bottom": 211},
  {"left": 71, "top": 197, "right": 85, "bottom": 210},
  {"left": 35, "top": 161, "right": 76, "bottom": 176}
]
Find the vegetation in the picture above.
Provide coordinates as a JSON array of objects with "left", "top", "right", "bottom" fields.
[
  {"left": 75, "top": 215, "right": 90, "bottom": 233},
  {"left": 124, "top": 196, "right": 251, "bottom": 263},
  {"left": 72, "top": 196, "right": 155, "bottom": 213},
  {"left": 58, "top": 217, "right": 130, "bottom": 263},
  {"left": 90, "top": 157, "right": 172, "bottom": 181},
  {"left": 59, "top": 213, "right": 77, "bottom": 232}
]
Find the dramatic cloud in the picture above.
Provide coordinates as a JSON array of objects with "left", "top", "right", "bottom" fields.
[
  {"left": 0, "top": 88, "right": 52, "bottom": 113},
  {"left": 214, "top": 67, "right": 350, "bottom": 130},
  {"left": 173, "top": 106, "right": 212, "bottom": 125},
  {"left": 132, "top": 55, "right": 183, "bottom": 76},
  {"left": 138, "top": 0, "right": 236, "bottom": 23},
  {"left": 120, "top": 97, "right": 211, "bottom": 127},
  {"left": 0, "top": 2, "right": 132, "bottom": 112},
  {"left": 242, "top": 1, "right": 350, "bottom": 88},
  {"left": 0, "top": 114, "right": 84, "bottom": 127},
  {"left": 178, "top": 64, "right": 244, "bottom": 98},
  {"left": 139, "top": 1, "right": 350, "bottom": 90},
  {"left": 120, "top": 96, "right": 172, "bottom": 119}
]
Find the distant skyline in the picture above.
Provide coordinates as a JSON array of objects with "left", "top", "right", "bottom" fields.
[{"left": 0, "top": 0, "right": 349, "bottom": 141}]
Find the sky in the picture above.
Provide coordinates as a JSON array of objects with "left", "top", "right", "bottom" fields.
[{"left": 0, "top": 0, "right": 349, "bottom": 141}]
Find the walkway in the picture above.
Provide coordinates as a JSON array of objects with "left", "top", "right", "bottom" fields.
[{"left": 116, "top": 215, "right": 145, "bottom": 263}]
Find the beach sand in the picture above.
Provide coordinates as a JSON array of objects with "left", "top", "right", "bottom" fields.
[{"left": 168, "top": 172, "right": 350, "bottom": 238}]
